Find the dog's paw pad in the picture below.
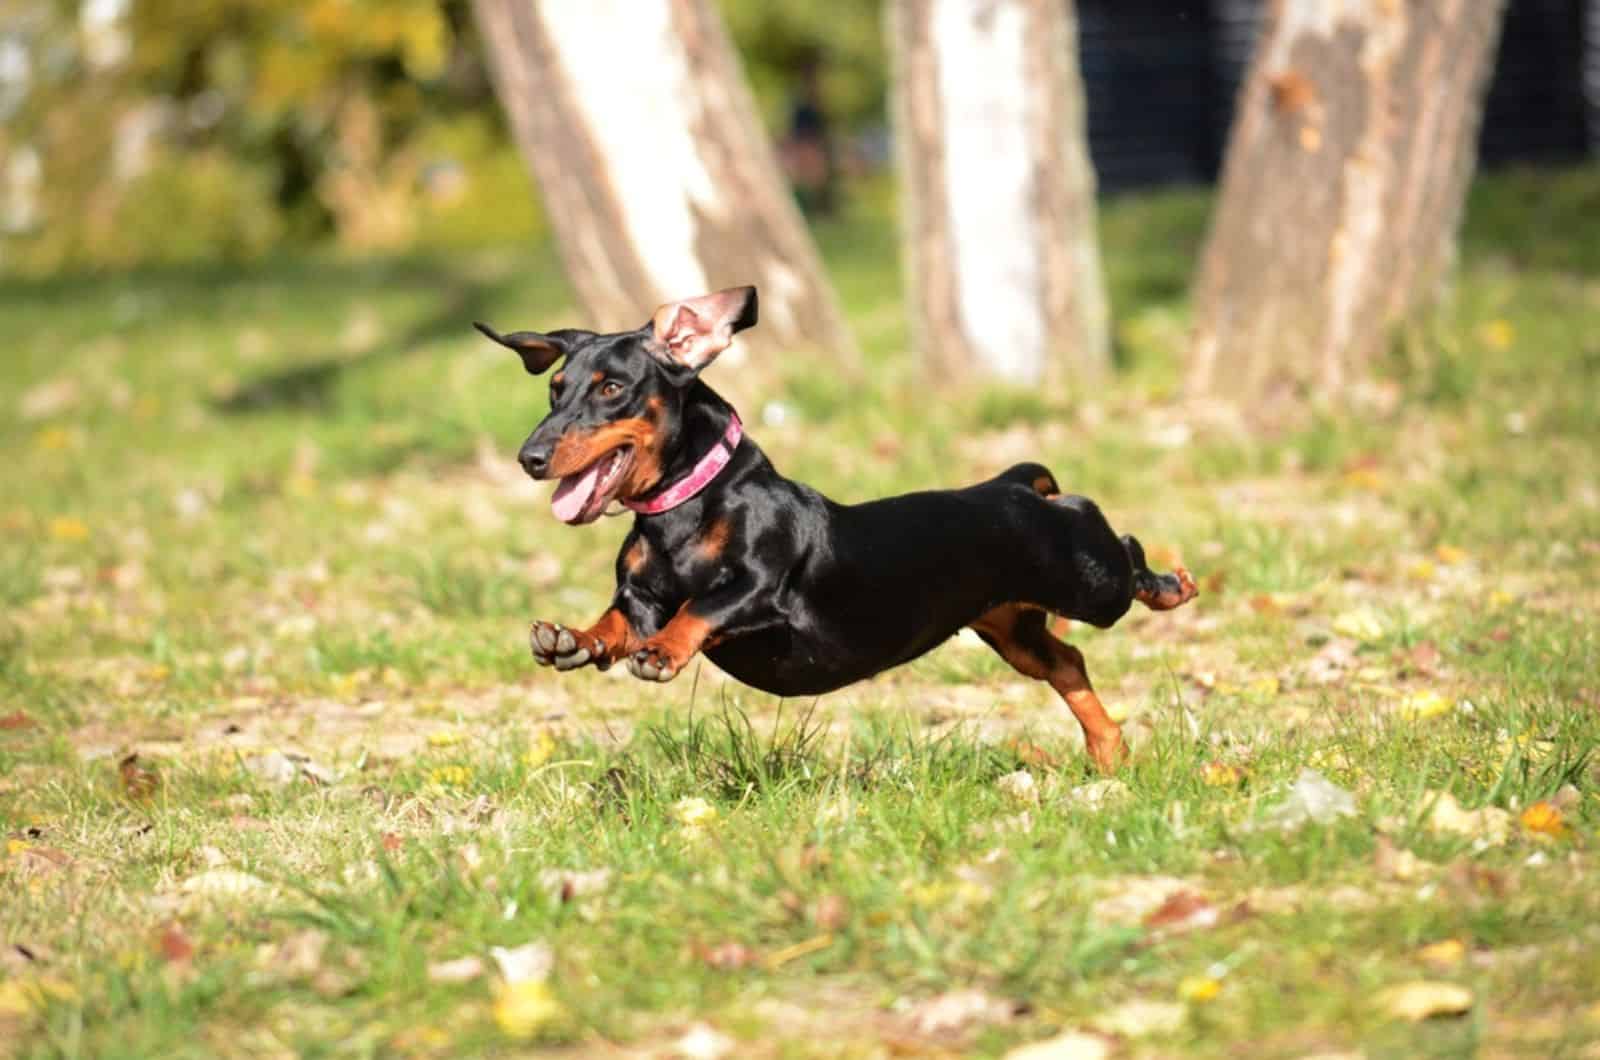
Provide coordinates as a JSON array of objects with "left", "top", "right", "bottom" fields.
[
  {"left": 553, "top": 649, "right": 591, "bottom": 671},
  {"left": 628, "top": 648, "right": 679, "bottom": 683},
  {"left": 531, "top": 622, "right": 558, "bottom": 656},
  {"left": 531, "top": 621, "right": 600, "bottom": 669}
]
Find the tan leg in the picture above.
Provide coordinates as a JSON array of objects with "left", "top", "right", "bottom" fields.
[
  {"left": 530, "top": 607, "right": 640, "bottom": 671},
  {"left": 971, "top": 604, "right": 1126, "bottom": 772}
]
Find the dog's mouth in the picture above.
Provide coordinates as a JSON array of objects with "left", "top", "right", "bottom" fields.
[{"left": 550, "top": 446, "right": 634, "bottom": 525}]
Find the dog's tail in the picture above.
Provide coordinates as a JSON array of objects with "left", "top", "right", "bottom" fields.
[{"left": 1122, "top": 534, "right": 1198, "bottom": 612}]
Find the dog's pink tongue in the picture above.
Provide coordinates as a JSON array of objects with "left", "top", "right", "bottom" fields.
[{"left": 551, "top": 463, "right": 601, "bottom": 524}]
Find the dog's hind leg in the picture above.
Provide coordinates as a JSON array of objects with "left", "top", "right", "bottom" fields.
[{"left": 970, "top": 604, "right": 1125, "bottom": 772}]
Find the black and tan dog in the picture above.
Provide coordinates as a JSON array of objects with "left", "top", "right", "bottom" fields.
[{"left": 475, "top": 287, "right": 1196, "bottom": 769}]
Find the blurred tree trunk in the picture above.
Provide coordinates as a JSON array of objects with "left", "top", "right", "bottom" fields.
[
  {"left": 471, "top": 0, "right": 855, "bottom": 361},
  {"left": 1190, "top": 0, "right": 1507, "bottom": 403},
  {"left": 889, "top": 0, "right": 1109, "bottom": 387}
]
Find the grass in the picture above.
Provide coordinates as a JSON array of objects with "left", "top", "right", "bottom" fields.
[{"left": 2, "top": 166, "right": 1599, "bottom": 1058}]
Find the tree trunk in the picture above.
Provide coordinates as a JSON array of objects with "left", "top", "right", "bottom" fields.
[
  {"left": 471, "top": 0, "right": 855, "bottom": 362},
  {"left": 1190, "top": 0, "right": 1507, "bottom": 402},
  {"left": 889, "top": 0, "right": 1109, "bottom": 387}
]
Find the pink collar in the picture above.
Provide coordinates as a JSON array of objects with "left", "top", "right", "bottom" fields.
[{"left": 623, "top": 412, "right": 742, "bottom": 515}]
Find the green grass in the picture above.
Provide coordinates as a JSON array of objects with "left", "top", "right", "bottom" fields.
[{"left": 2, "top": 168, "right": 1599, "bottom": 1058}]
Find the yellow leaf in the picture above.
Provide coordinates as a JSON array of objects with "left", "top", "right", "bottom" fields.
[
  {"left": 6, "top": 838, "right": 27, "bottom": 856},
  {"left": 1416, "top": 939, "right": 1466, "bottom": 968},
  {"left": 34, "top": 427, "right": 78, "bottom": 451},
  {"left": 1407, "top": 559, "right": 1437, "bottom": 581},
  {"left": 672, "top": 797, "right": 718, "bottom": 829},
  {"left": 1178, "top": 975, "right": 1221, "bottom": 1003},
  {"left": 492, "top": 980, "right": 566, "bottom": 1040},
  {"left": 283, "top": 472, "right": 318, "bottom": 498},
  {"left": 1520, "top": 800, "right": 1568, "bottom": 839},
  {"left": 1342, "top": 467, "right": 1385, "bottom": 491},
  {"left": 1246, "top": 676, "right": 1280, "bottom": 698},
  {"left": 1375, "top": 981, "right": 1473, "bottom": 1021},
  {"left": 1479, "top": 319, "right": 1515, "bottom": 351},
  {"left": 1487, "top": 590, "right": 1513, "bottom": 609},
  {"left": 1395, "top": 691, "right": 1453, "bottom": 722},
  {"left": 48, "top": 516, "right": 90, "bottom": 542},
  {"left": 1200, "top": 762, "right": 1245, "bottom": 788},
  {"left": 1435, "top": 544, "right": 1468, "bottom": 566},
  {"left": 0, "top": 976, "right": 77, "bottom": 1016},
  {"left": 525, "top": 730, "right": 557, "bottom": 769},
  {"left": 427, "top": 765, "right": 473, "bottom": 788},
  {"left": 1332, "top": 609, "right": 1385, "bottom": 642}
]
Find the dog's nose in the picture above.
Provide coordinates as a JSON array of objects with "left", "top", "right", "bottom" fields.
[{"left": 519, "top": 444, "right": 552, "bottom": 478}]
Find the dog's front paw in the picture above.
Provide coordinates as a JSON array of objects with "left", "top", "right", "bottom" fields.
[
  {"left": 530, "top": 620, "right": 605, "bottom": 671},
  {"left": 627, "top": 645, "right": 681, "bottom": 683}
]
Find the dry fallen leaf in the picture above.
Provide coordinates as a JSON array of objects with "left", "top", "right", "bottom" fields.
[
  {"left": 814, "top": 893, "right": 850, "bottom": 932},
  {"left": 1065, "top": 779, "right": 1131, "bottom": 810},
  {"left": 490, "top": 941, "right": 553, "bottom": 985},
  {"left": 899, "top": 988, "right": 1021, "bottom": 1037},
  {"left": 1424, "top": 792, "right": 1511, "bottom": 845},
  {"left": 1091, "top": 999, "right": 1186, "bottom": 1037},
  {"left": 1143, "top": 890, "right": 1220, "bottom": 934},
  {"left": 697, "top": 940, "right": 757, "bottom": 971},
  {"left": 156, "top": 923, "right": 194, "bottom": 964},
  {"left": 1003, "top": 1030, "right": 1113, "bottom": 1060},
  {"left": 1416, "top": 939, "right": 1466, "bottom": 968},
  {"left": 118, "top": 753, "right": 161, "bottom": 800},
  {"left": 1519, "top": 800, "right": 1568, "bottom": 839},
  {"left": 179, "top": 869, "right": 269, "bottom": 900},
  {"left": 1178, "top": 975, "right": 1222, "bottom": 1003},
  {"left": 1373, "top": 835, "right": 1432, "bottom": 881},
  {"left": 1375, "top": 981, "right": 1473, "bottom": 1021},
  {"left": 492, "top": 979, "right": 566, "bottom": 1040},
  {"left": 0, "top": 711, "right": 36, "bottom": 731},
  {"left": 426, "top": 955, "right": 485, "bottom": 984},
  {"left": 997, "top": 770, "right": 1040, "bottom": 805},
  {"left": 1201, "top": 761, "right": 1245, "bottom": 787},
  {"left": 1006, "top": 739, "right": 1058, "bottom": 770},
  {"left": 1332, "top": 608, "right": 1386, "bottom": 642},
  {"left": 763, "top": 934, "right": 832, "bottom": 970},
  {"left": 1394, "top": 690, "right": 1453, "bottom": 722},
  {"left": 673, "top": 1022, "right": 736, "bottom": 1060},
  {"left": 538, "top": 867, "right": 613, "bottom": 903},
  {"left": 1092, "top": 876, "right": 1196, "bottom": 926}
]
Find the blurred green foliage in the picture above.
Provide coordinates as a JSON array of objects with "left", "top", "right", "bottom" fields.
[{"left": 0, "top": 0, "right": 886, "bottom": 274}]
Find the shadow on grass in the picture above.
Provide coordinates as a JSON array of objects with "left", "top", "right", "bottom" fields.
[{"left": 213, "top": 277, "right": 502, "bottom": 413}]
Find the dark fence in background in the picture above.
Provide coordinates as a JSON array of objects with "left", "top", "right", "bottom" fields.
[{"left": 1078, "top": 0, "right": 1600, "bottom": 193}]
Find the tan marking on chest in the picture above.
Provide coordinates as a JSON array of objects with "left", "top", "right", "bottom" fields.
[{"left": 697, "top": 518, "right": 731, "bottom": 561}]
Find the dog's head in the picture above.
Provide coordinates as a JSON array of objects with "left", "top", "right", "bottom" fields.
[{"left": 475, "top": 285, "right": 757, "bottom": 524}]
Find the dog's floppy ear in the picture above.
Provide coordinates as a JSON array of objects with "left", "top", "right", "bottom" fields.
[
  {"left": 647, "top": 286, "right": 758, "bottom": 380},
  {"left": 473, "top": 322, "right": 587, "bottom": 375}
]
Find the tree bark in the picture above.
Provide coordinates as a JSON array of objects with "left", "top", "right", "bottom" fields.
[
  {"left": 1190, "top": 0, "right": 1508, "bottom": 402},
  {"left": 471, "top": 0, "right": 855, "bottom": 362},
  {"left": 889, "top": 0, "right": 1109, "bottom": 387}
]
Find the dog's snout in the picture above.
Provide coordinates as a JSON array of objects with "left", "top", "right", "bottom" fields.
[{"left": 519, "top": 443, "right": 552, "bottom": 478}]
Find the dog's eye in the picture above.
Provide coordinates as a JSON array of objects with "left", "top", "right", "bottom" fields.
[{"left": 599, "top": 380, "right": 624, "bottom": 399}]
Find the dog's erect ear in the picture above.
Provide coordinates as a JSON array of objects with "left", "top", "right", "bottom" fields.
[
  {"left": 473, "top": 322, "right": 587, "bottom": 375},
  {"left": 647, "top": 286, "right": 758, "bottom": 379}
]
